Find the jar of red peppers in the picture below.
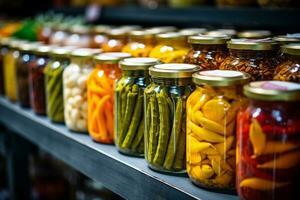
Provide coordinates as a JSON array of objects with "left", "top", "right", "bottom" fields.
[
  {"left": 29, "top": 45, "right": 52, "bottom": 115},
  {"left": 87, "top": 52, "right": 131, "bottom": 143},
  {"left": 102, "top": 29, "right": 129, "bottom": 52},
  {"left": 186, "top": 70, "right": 250, "bottom": 192},
  {"left": 220, "top": 39, "right": 279, "bottom": 81},
  {"left": 16, "top": 43, "right": 39, "bottom": 107},
  {"left": 274, "top": 44, "right": 300, "bottom": 82},
  {"left": 0, "top": 37, "right": 9, "bottom": 95},
  {"left": 237, "top": 80, "right": 300, "bottom": 200},
  {"left": 185, "top": 35, "right": 230, "bottom": 70}
]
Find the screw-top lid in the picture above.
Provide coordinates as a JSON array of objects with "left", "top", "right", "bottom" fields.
[
  {"left": 69, "top": 25, "right": 91, "bottom": 34},
  {"left": 188, "top": 35, "right": 230, "bottom": 45},
  {"left": 206, "top": 29, "right": 237, "bottom": 37},
  {"left": 19, "top": 42, "right": 41, "bottom": 53},
  {"left": 281, "top": 43, "right": 300, "bottom": 56},
  {"left": 94, "top": 52, "right": 131, "bottom": 64},
  {"left": 237, "top": 30, "right": 272, "bottom": 39},
  {"left": 244, "top": 81, "right": 300, "bottom": 101},
  {"left": 274, "top": 34, "right": 300, "bottom": 44},
  {"left": 179, "top": 28, "right": 207, "bottom": 36},
  {"left": 227, "top": 39, "right": 278, "bottom": 51},
  {"left": 149, "top": 63, "right": 199, "bottom": 78},
  {"left": 119, "top": 25, "right": 142, "bottom": 31},
  {"left": 120, "top": 57, "right": 161, "bottom": 70},
  {"left": 193, "top": 70, "right": 250, "bottom": 86},
  {"left": 129, "top": 30, "right": 155, "bottom": 40},
  {"left": 107, "top": 28, "right": 129, "bottom": 39},
  {"left": 34, "top": 45, "right": 54, "bottom": 55},
  {"left": 156, "top": 32, "right": 186, "bottom": 41},
  {"left": 51, "top": 47, "right": 72, "bottom": 57},
  {"left": 9, "top": 39, "right": 28, "bottom": 49},
  {"left": 93, "top": 25, "right": 112, "bottom": 34},
  {"left": 145, "top": 26, "right": 177, "bottom": 34},
  {"left": 71, "top": 48, "right": 101, "bottom": 58}
]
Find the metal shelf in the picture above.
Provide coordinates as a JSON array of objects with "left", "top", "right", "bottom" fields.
[{"left": 0, "top": 97, "right": 238, "bottom": 200}]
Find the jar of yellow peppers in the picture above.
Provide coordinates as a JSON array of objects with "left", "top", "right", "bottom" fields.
[
  {"left": 149, "top": 32, "right": 189, "bottom": 63},
  {"left": 87, "top": 52, "right": 131, "bottom": 144},
  {"left": 186, "top": 70, "right": 250, "bottom": 192},
  {"left": 122, "top": 30, "right": 155, "bottom": 57}
]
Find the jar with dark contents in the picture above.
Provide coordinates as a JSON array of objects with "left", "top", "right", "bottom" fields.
[
  {"left": 220, "top": 39, "right": 279, "bottom": 81},
  {"left": 185, "top": 35, "right": 230, "bottom": 70},
  {"left": 29, "top": 45, "right": 51, "bottom": 115},
  {"left": 274, "top": 44, "right": 300, "bottom": 82},
  {"left": 237, "top": 30, "right": 272, "bottom": 39},
  {"left": 237, "top": 81, "right": 300, "bottom": 200},
  {"left": 273, "top": 34, "right": 300, "bottom": 63},
  {"left": 0, "top": 37, "right": 9, "bottom": 95},
  {"left": 16, "top": 43, "right": 38, "bottom": 107},
  {"left": 102, "top": 28, "right": 128, "bottom": 52},
  {"left": 90, "top": 25, "right": 110, "bottom": 49}
]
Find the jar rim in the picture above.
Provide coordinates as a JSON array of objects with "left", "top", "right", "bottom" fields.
[
  {"left": 129, "top": 30, "right": 155, "bottom": 39},
  {"left": 281, "top": 43, "right": 300, "bottom": 56},
  {"left": 149, "top": 63, "right": 200, "bottom": 78},
  {"left": 227, "top": 39, "right": 278, "bottom": 51},
  {"left": 237, "top": 30, "right": 272, "bottom": 39},
  {"left": 94, "top": 52, "right": 131, "bottom": 64},
  {"left": 188, "top": 35, "right": 230, "bottom": 45},
  {"left": 193, "top": 70, "right": 251, "bottom": 86},
  {"left": 33, "top": 45, "right": 54, "bottom": 55},
  {"left": 51, "top": 47, "right": 73, "bottom": 56},
  {"left": 145, "top": 26, "right": 177, "bottom": 35},
  {"left": 179, "top": 28, "right": 207, "bottom": 37},
  {"left": 120, "top": 57, "right": 161, "bottom": 70},
  {"left": 244, "top": 81, "right": 300, "bottom": 101},
  {"left": 156, "top": 32, "right": 186, "bottom": 41},
  {"left": 206, "top": 29, "right": 237, "bottom": 37},
  {"left": 71, "top": 48, "right": 102, "bottom": 58}
]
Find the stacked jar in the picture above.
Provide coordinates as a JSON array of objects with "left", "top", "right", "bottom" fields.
[
  {"left": 186, "top": 70, "right": 250, "bottom": 192},
  {"left": 220, "top": 39, "right": 279, "bottom": 81},
  {"left": 16, "top": 42, "right": 39, "bottom": 107},
  {"left": 3, "top": 40, "right": 25, "bottom": 102},
  {"left": 102, "top": 29, "right": 129, "bottom": 52},
  {"left": 122, "top": 30, "right": 155, "bottom": 57},
  {"left": 115, "top": 57, "right": 161, "bottom": 156},
  {"left": 45, "top": 47, "right": 72, "bottom": 123},
  {"left": 149, "top": 32, "right": 189, "bottom": 63},
  {"left": 87, "top": 52, "right": 131, "bottom": 143},
  {"left": 0, "top": 37, "right": 9, "bottom": 95},
  {"left": 237, "top": 81, "right": 300, "bottom": 200},
  {"left": 28, "top": 45, "right": 52, "bottom": 115},
  {"left": 63, "top": 49, "right": 99, "bottom": 132},
  {"left": 274, "top": 44, "right": 300, "bottom": 82},
  {"left": 145, "top": 63, "right": 199, "bottom": 173},
  {"left": 185, "top": 35, "right": 230, "bottom": 70}
]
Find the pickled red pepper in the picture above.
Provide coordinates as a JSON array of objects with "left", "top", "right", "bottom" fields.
[{"left": 88, "top": 53, "right": 131, "bottom": 143}]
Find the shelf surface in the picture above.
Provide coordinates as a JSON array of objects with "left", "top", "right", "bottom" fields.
[{"left": 0, "top": 97, "right": 238, "bottom": 200}]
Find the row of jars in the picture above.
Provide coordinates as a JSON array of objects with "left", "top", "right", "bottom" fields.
[{"left": 1, "top": 36, "right": 300, "bottom": 200}]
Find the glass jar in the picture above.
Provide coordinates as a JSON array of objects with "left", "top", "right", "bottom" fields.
[
  {"left": 102, "top": 29, "right": 128, "bottom": 52},
  {"left": 237, "top": 30, "right": 272, "bottom": 39},
  {"left": 3, "top": 40, "right": 24, "bottom": 102},
  {"left": 90, "top": 25, "right": 110, "bottom": 49},
  {"left": 149, "top": 32, "right": 189, "bottom": 63},
  {"left": 64, "top": 25, "right": 92, "bottom": 48},
  {"left": 274, "top": 35, "right": 300, "bottom": 63},
  {"left": 0, "top": 37, "right": 9, "bottom": 95},
  {"left": 145, "top": 63, "right": 199, "bottom": 173},
  {"left": 274, "top": 44, "right": 300, "bottom": 82},
  {"left": 215, "top": 0, "right": 256, "bottom": 6},
  {"left": 49, "top": 25, "right": 69, "bottom": 46},
  {"left": 115, "top": 57, "right": 161, "bottom": 156},
  {"left": 28, "top": 45, "right": 51, "bottom": 115},
  {"left": 220, "top": 39, "right": 279, "bottom": 81},
  {"left": 185, "top": 35, "right": 230, "bottom": 70},
  {"left": 16, "top": 43, "right": 38, "bottom": 107},
  {"left": 186, "top": 70, "right": 250, "bottom": 191},
  {"left": 45, "top": 47, "right": 71, "bottom": 123},
  {"left": 237, "top": 81, "right": 300, "bottom": 200},
  {"left": 63, "top": 49, "right": 96, "bottom": 132},
  {"left": 122, "top": 30, "right": 155, "bottom": 57},
  {"left": 88, "top": 52, "right": 131, "bottom": 143}
]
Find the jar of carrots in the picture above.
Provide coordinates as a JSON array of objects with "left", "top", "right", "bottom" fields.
[
  {"left": 115, "top": 57, "right": 161, "bottom": 156},
  {"left": 87, "top": 52, "right": 131, "bottom": 143}
]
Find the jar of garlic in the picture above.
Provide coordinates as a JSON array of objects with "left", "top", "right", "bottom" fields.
[{"left": 63, "top": 48, "right": 100, "bottom": 132}]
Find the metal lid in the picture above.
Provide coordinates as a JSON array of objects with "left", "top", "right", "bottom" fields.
[
  {"left": 193, "top": 70, "right": 250, "bottom": 86},
  {"left": 129, "top": 30, "right": 155, "bottom": 39},
  {"left": 70, "top": 25, "right": 91, "bottom": 34},
  {"left": 145, "top": 26, "right": 177, "bottom": 34},
  {"left": 274, "top": 34, "right": 300, "bottom": 44},
  {"left": 71, "top": 48, "right": 100, "bottom": 58},
  {"left": 19, "top": 42, "right": 40, "bottom": 52},
  {"left": 51, "top": 47, "right": 72, "bottom": 57},
  {"left": 34, "top": 45, "right": 54, "bottom": 55},
  {"left": 119, "top": 25, "right": 142, "bottom": 31},
  {"left": 188, "top": 35, "right": 230, "bottom": 45},
  {"left": 156, "top": 32, "right": 186, "bottom": 41},
  {"left": 244, "top": 81, "right": 300, "bottom": 101},
  {"left": 237, "top": 30, "right": 272, "bottom": 39},
  {"left": 120, "top": 57, "right": 161, "bottom": 70},
  {"left": 9, "top": 39, "right": 28, "bottom": 49},
  {"left": 227, "top": 39, "right": 278, "bottom": 51},
  {"left": 206, "top": 29, "right": 237, "bottom": 37},
  {"left": 281, "top": 43, "right": 300, "bottom": 56},
  {"left": 93, "top": 25, "right": 112, "bottom": 34},
  {"left": 149, "top": 63, "right": 199, "bottom": 78},
  {"left": 179, "top": 28, "right": 207, "bottom": 36},
  {"left": 107, "top": 28, "right": 129, "bottom": 38},
  {"left": 94, "top": 52, "right": 131, "bottom": 64}
]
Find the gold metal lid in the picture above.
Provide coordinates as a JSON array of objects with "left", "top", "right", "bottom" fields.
[
  {"left": 71, "top": 48, "right": 101, "bottom": 58},
  {"left": 244, "top": 81, "right": 300, "bottom": 101},
  {"left": 119, "top": 25, "right": 142, "bottom": 31},
  {"left": 19, "top": 42, "right": 40, "bottom": 52},
  {"left": 70, "top": 25, "right": 91, "bottom": 35},
  {"left": 145, "top": 26, "right": 177, "bottom": 35},
  {"left": 281, "top": 43, "right": 300, "bottom": 56},
  {"left": 93, "top": 25, "right": 112, "bottom": 34},
  {"left": 206, "top": 29, "right": 237, "bottom": 37},
  {"left": 188, "top": 35, "right": 230, "bottom": 45},
  {"left": 120, "top": 57, "right": 161, "bottom": 70},
  {"left": 149, "top": 63, "right": 200, "bottom": 78},
  {"left": 34, "top": 45, "right": 54, "bottom": 55},
  {"left": 227, "top": 39, "right": 278, "bottom": 51},
  {"left": 129, "top": 30, "right": 155, "bottom": 40},
  {"left": 156, "top": 32, "right": 186, "bottom": 41},
  {"left": 94, "top": 52, "right": 131, "bottom": 64},
  {"left": 107, "top": 28, "right": 129, "bottom": 39},
  {"left": 237, "top": 30, "right": 272, "bottom": 39},
  {"left": 193, "top": 70, "right": 250, "bottom": 87},
  {"left": 51, "top": 47, "right": 72, "bottom": 57},
  {"left": 9, "top": 39, "right": 28, "bottom": 49},
  {"left": 179, "top": 28, "right": 207, "bottom": 36},
  {"left": 274, "top": 34, "right": 300, "bottom": 44}
]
